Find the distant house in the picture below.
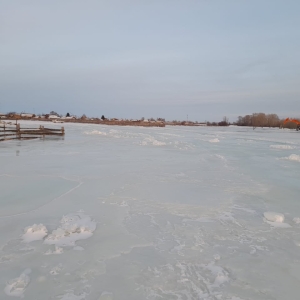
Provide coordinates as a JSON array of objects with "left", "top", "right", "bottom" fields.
[
  {"left": 48, "top": 115, "right": 60, "bottom": 119},
  {"left": 143, "top": 119, "right": 149, "bottom": 122},
  {"left": 197, "top": 122, "right": 207, "bottom": 126},
  {"left": 0, "top": 113, "right": 6, "bottom": 119},
  {"left": 21, "top": 113, "right": 34, "bottom": 118}
]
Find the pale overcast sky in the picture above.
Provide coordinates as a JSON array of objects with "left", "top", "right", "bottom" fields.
[{"left": 0, "top": 0, "right": 299, "bottom": 121}]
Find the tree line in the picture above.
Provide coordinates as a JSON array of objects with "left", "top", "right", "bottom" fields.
[{"left": 236, "top": 113, "right": 299, "bottom": 129}]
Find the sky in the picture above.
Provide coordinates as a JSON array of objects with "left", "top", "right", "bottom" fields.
[{"left": 0, "top": 0, "right": 300, "bottom": 122}]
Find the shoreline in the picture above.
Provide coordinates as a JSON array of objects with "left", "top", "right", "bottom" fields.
[{"left": 1, "top": 118, "right": 166, "bottom": 127}]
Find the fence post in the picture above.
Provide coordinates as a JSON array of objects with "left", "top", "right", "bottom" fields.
[
  {"left": 61, "top": 127, "right": 65, "bottom": 135},
  {"left": 16, "top": 123, "right": 21, "bottom": 139}
]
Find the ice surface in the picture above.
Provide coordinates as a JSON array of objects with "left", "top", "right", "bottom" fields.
[
  {"left": 0, "top": 122, "right": 300, "bottom": 299},
  {"left": 21, "top": 224, "right": 48, "bottom": 243}
]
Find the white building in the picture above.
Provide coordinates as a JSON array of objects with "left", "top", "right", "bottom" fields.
[
  {"left": 20, "top": 113, "right": 34, "bottom": 118},
  {"left": 48, "top": 115, "right": 60, "bottom": 119}
]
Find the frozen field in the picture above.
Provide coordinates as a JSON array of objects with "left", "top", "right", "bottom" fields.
[{"left": 0, "top": 121, "right": 300, "bottom": 300}]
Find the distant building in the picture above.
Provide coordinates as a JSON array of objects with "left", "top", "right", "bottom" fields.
[
  {"left": 20, "top": 113, "right": 34, "bottom": 118},
  {"left": 48, "top": 115, "right": 60, "bottom": 119},
  {"left": 197, "top": 122, "right": 207, "bottom": 126}
]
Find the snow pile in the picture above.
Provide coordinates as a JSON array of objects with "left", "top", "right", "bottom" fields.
[
  {"left": 209, "top": 138, "right": 220, "bottom": 143},
  {"left": 4, "top": 269, "right": 31, "bottom": 297},
  {"left": 270, "top": 145, "right": 295, "bottom": 149},
  {"left": 22, "top": 224, "right": 48, "bottom": 243},
  {"left": 263, "top": 212, "right": 291, "bottom": 228},
  {"left": 284, "top": 154, "right": 300, "bottom": 162},
  {"left": 141, "top": 137, "right": 166, "bottom": 146},
  {"left": 44, "top": 213, "right": 96, "bottom": 247}
]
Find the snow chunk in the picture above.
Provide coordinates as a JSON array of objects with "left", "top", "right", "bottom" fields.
[
  {"left": 284, "top": 154, "right": 300, "bottom": 162},
  {"left": 44, "top": 213, "right": 96, "bottom": 247},
  {"left": 4, "top": 269, "right": 31, "bottom": 298},
  {"left": 270, "top": 145, "right": 295, "bottom": 149},
  {"left": 264, "top": 212, "right": 285, "bottom": 223},
  {"left": 22, "top": 224, "right": 48, "bottom": 243},
  {"left": 209, "top": 138, "right": 220, "bottom": 143},
  {"left": 264, "top": 212, "right": 291, "bottom": 228}
]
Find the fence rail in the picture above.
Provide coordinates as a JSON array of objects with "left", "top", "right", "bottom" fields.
[{"left": 0, "top": 123, "right": 65, "bottom": 142}]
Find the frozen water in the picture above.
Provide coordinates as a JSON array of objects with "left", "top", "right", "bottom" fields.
[{"left": 0, "top": 122, "right": 300, "bottom": 299}]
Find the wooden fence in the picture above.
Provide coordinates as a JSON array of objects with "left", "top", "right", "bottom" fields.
[{"left": 0, "top": 123, "right": 65, "bottom": 142}]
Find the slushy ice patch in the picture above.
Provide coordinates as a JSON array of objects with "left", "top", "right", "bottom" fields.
[
  {"left": 44, "top": 213, "right": 96, "bottom": 247},
  {"left": 22, "top": 224, "right": 48, "bottom": 243},
  {"left": 4, "top": 269, "right": 31, "bottom": 298}
]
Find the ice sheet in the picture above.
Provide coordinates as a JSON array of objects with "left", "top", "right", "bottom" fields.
[{"left": 0, "top": 122, "right": 300, "bottom": 299}]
